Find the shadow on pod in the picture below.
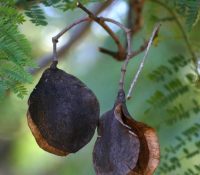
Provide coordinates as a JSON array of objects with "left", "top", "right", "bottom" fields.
[
  {"left": 27, "top": 65, "right": 100, "bottom": 156},
  {"left": 93, "top": 90, "right": 160, "bottom": 175}
]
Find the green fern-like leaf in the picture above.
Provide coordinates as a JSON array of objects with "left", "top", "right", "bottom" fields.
[
  {"left": 0, "top": 1, "right": 35, "bottom": 99},
  {"left": 0, "top": 23, "right": 33, "bottom": 66},
  {"left": 0, "top": 81, "right": 8, "bottom": 98},
  {"left": 144, "top": 55, "right": 197, "bottom": 139},
  {"left": 12, "top": 83, "right": 28, "bottom": 98},
  {"left": 0, "top": 63, "right": 32, "bottom": 83},
  {"left": 22, "top": 0, "right": 103, "bottom": 25},
  {"left": 165, "top": 0, "right": 200, "bottom": 30},
  {"left": 185, "top": 1, "right": 200, "bottom": 30},
  {"left": 25, "top": 5, "right": 48, "bottom": 26},
  {"left": 175, "top": 0, "right": 200, "bottom": 30},
  {"left": 0, "top": 6, "right": 25, "bottom": 24},
  {"left": 0, "top": 0, "right": 15, "bottom": 7}
]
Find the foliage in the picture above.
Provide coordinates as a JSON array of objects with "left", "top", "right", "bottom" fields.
[
  {"left": 143, "top": 1, "right": 200, "bottom": 174},
  {"left": 167, "top": 0, "right": 200, "bottom": 30},
  {"left": 25, "top": 5, "right": 48, "bottom": 26},
  {"left": 18, "top": 0, "right": 103, "bottom": 26},
  {"left": 0, "top": 0, "right": 102, "bottom": 98},
  {"left": 145, "top": 54, "right": 200, "bottom": 174},
  {"left": 0, "top": 0, "right": 35, "bottom": 98}
]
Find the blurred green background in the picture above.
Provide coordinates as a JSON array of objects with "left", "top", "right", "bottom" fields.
[{"left": 0, "top": 0, "right": 200, "bottom": 175}]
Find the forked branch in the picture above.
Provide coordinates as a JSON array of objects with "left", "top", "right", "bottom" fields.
[
  {"left": 51, "top": 2, "right": 161, "bottom": 97},
  {"left": 77, "top": 2, "right": 126, "bottom": 61}
]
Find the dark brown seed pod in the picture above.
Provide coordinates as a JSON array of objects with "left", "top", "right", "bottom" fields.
[
  {"left": 93, "top": 90, "right": 160, "bottom": 175},
  {"left": 27, "top": 66, "right": 99, "bottom": 156}
]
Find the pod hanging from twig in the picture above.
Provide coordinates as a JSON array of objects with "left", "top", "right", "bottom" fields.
[
  {"left": 93, "top": 90, "right": 160, "bottom": 175},
  {"left": 27, "top": 65, "right": 99, "bottom": 156},
  {"left": 27, "top": 7, "right": 101, "bottom": 156},
  {"left": 93, "top": 22, "right": 160, "bottom": 175}
]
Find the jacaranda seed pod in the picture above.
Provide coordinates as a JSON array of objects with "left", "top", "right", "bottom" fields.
[
  {"left": 27, "top": 66, "right": 99, "bottom": 156},
  {"left": 93, "top": 90, "right": 160, "bottom": 175}
]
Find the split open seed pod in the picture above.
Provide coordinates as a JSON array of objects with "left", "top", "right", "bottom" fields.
[
  {"left": 27, "top": 65, "right": 99, "bottom": 156},
  {"left": 93, "top": 90, "right": 160, "bottom": 175}
]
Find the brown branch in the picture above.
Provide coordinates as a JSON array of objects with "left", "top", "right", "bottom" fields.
[
  {"left": 77, "top": 2, "right": 126, "bottom": 61},
  {"left": 99, "top": 39, "right": 155, "bottom": 61},
  {"left": 31, "top": 1, "right": 161, "bottom": 95},
  {"left": 98, "top": 47, "right": 126, "bottom": 61},
  {"left": 95, "top": 17, "right": 132, "bottom": 90},
  {"left": 98, "top": 0, "right": 151, "bottom": 61},
  {"left": 98, "top": 48, "right": 127, "bottom": 61},
  {"left": 29, "top": 0, "right": 113, "bottom": 74},
  {"left": 52, "top": 1, "right": 132, "bottom": 91},
  {"left": 76, "top": 4, "right": 161, "bottom": 93},
  {"left": 99, "top": 0, "right": 146, "bottom": 60}
]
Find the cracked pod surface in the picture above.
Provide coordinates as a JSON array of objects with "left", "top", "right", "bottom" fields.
[
  {"left": 27, "top": 67, "right": 100, "bottom": 156},
  {"left": 93, "top": 90, "right": 160, "bottom": 175}
]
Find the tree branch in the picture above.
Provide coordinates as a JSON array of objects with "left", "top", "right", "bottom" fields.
[
  {"left": 29, "top": 0, "right": 113, "bottom": 74},
  {"left": 98, "top": 17, "right": 132, "bottom": 90},
  {"left": 100, "top": 0, "right": 146, "bottom": 60},
  {"left": 77, "top": 2, "right": 126, "bottom": 61},
  {"left": 31, "top": 1, "right": 161, "bottom": 97}
]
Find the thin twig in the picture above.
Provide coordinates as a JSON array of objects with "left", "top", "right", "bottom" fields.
[
  {"left": 29, "top": 0, "right": 113, "bottom": 74},
  {"left": 99, "top": 40, "right": 151, "bottom": 61},
  {"left": 77, "top": 2, "right": 126, "bottom": 60},
  {"left": 53, "top": 18, "right": 90, "bottom": 40},
  {"left": 50, "top": 17, "right": 90, "bottom": 68},
  {"left": 84, "top": 14, "right": 157, "bottom": 92},
  {"left": 100, "top": 17, "right": 130, "bottom": 33},
  {"left": 50, "top": 37, "right": 58, "bottom": 69},
  {"left": 127, "top": 23, "right": 161, "bottom": 100},
  {"left": 126, "top": 0, "right": 134, "bottom": 52},
  {"left": 98, "top": 47, "right": 126, "bottom": 61},
  {"left": 99, "top": 17, "right": 132, "bottom": 90},
  {"left": 36, "top": 1, "right": 160, "bottom": 97},
  {"left": 98, "top": 48, "right": 127, "bottom": 61},
  {"left": 119, "top": 31, "right": 132, "bottom": 91},
  {"left": 50, "top": 1, "right": 133, "bottom": 91}
]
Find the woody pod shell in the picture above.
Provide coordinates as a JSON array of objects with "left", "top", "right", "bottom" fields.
[
  {"left": 27, "top": 66, "right": 100, "bottom": 156},
  {"left": 93, "top": 90, "right": 160, "bottom": 175}
]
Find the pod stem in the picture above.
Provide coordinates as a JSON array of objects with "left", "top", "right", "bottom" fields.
[{"left": 51, "top": 17, "right": 91, "bottom": 67}]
